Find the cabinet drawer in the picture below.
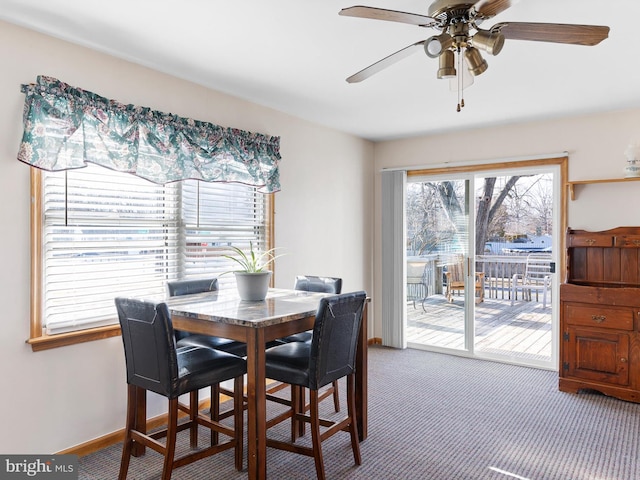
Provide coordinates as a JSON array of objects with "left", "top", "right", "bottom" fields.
[
  {"left": 567, "top": 234, "right": 613, "bottom": 247},
  {"left": 564, "top": 304, "right": 634, "bottom": 330},
  {"left": 614, "top": 235, "right": 640, "bottom": 247}
]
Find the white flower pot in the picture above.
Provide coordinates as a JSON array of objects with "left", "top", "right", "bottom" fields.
[{"left": 234, "top": 271, "right": 272, "bottom": 301}]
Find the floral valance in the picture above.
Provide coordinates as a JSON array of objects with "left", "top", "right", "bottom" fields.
[{"left": 18, "top": 75, "right": 281, "bottom": 193}]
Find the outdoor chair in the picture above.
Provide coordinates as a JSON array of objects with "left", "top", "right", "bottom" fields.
[
  {"left": 407, "top": 261, "right": 430, "bottom": 309},
  {"left": 264, "top": 292, "right": 367, "bottom": 480},
  {"left": 444, "top": 254, "right": 485, "bottom": 303},
  {"left": 511, "top": 253, "right": 553, "bottom": 308},
  {"left": 115, "top": 298, "right": 246, "bottom": 479}
]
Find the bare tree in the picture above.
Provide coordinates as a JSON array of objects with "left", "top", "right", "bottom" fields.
[
  {"left": 406, "top": 183, "right": 442, "bottom": 254},
  {"left": 475, "top": 176, "right": 521, "bottom": 255},
  {"left": 508, "top": 174, "right": 553, "bottom": 236},
  {"left": 407, "top": 176, "right": 524, "bottom": 256},
  {"left": 406, "top": 181, "right": 466, "bottom": 255}
]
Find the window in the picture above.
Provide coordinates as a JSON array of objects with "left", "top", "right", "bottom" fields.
[{"left": 28, "top": 164, "right": 273, "bottom": 351}]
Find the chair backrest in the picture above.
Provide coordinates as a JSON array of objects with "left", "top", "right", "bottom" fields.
[
  {"left": 444, "top": 254, "right": 465, "bottom": 284},
  {"left": 407, "top": 262, "right": 426, "bottom": 284},
  {"left": 308, "top": 291, "right": 366, "bottom": 390},
  {"left": 167, "top": 277, "right": 219, "bottom": 297},
  {"left": 167, "top": 278, "right": 219, "bottom": 341},
  {"left": 524, "top": 253, "right": 552, "bottom": 286},
  {"left": 294, "top": 275, "right": 342, "bottom": 294},
  {"left": 115, "top": 298, "right": 179, "bottom": 398}
]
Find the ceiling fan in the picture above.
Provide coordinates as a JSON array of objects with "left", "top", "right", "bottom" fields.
[{"left": 340, "top": 0, "right": 610, "bottom": 111}]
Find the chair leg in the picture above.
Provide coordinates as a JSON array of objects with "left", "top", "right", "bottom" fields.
[
  {"left": 290, "top": 385, "right": 303, "bottom": 442},
  {"left": 161, "top": 398, "right": 179, "bottom": 480},
  {"left": 211, "top": 384, "right": 221, "bottom": 446},
  {"left": 309, "top": 390, "right": 326, "bottom": 480},
  {"left": 118, "top": 385, "right": 136, "bottom": 480},
  {"left": 346, "top": 374, "right": 362, "bottom": 466},
  {"left": 297, "top": 387, "right": 306, "bottom": 437},
  {"left": 233, "top": 376, "right": 244, "bottom": 471},
  {"left": 189, "top": 391, "right": 198, "bottom": 448},
  {"left": 332, "top": 380, "right": 340, "bottom": 412},
  {"left": 315, "top": 381, "right": 341, "bottom": 414}
]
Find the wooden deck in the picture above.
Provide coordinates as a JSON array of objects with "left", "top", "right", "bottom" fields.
[{"left": 407, "top": 293, "right": 552, "bottom": 364}]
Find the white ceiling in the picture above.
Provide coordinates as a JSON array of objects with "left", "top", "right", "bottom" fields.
[{"left": 1, "top": 0, "right": 638, "bottom": 141}]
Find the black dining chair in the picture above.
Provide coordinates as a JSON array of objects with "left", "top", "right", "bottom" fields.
[
  {"left": 279, "top": 275, "right": 343, "bottom": 343},
  {"left": 168, "top": 277, "right": 248, "bottom": 441},
  {"left": 273, "top": 275, "right": 342, "bottom": 413},
  {"left": 264, "top": 291, "right": 366, "bottom": 480},
  {"left": 167, "top": 278, "right": 247, "bottom": 357},
  {"left": 115, "top": 297, "right": 246, "bottom": 480},
  {"left": 169, "top": 277, "right": 283, "bottom": 355}
]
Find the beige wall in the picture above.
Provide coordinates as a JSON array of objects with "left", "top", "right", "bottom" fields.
[
  {"left": 372, "top": 109, "right": 640, "bottom": 340},
  {"left": 0, "top": 20, "right": 373, "bottom": 454}
]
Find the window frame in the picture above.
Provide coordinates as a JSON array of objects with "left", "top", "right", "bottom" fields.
[{"left": 27, "top": 168, "right": 275, "bottom": 352}]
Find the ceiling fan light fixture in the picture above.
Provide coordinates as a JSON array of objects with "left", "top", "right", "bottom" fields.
[
  {"left": 424, "top": 33, "right": 454, "bottom": 59},
  {"left": 472, "top": 29, "right": 505, "bottom": 56},
  {"left": 464, "top": 47, "right": 488, "bottom": 76},
  {"left": 437, "top": 50, "right": 456, "bottom": 78}
]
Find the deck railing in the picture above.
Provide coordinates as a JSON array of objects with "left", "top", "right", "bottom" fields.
[
  {"left": 476, "top": 255, "right": 528, "bottom": 300},
  {"left": 408, "top": 253, "right": 543, "bottom": 301}
]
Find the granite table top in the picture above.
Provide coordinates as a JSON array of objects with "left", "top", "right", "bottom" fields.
[{"left": 166, "top": 288, "right": 327, "bottom": 328}]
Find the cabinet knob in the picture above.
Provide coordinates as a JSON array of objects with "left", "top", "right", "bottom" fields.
[
  {"left": 621, "top": 358, "right": 628, "bottom": 363},
  {"left": 591, "top": 314, "right": 606, "bottom": 323}
]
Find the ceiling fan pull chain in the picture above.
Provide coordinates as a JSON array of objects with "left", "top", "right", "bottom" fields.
[
  {"left": 460, "top": 50, "right": 465, "bottom": 109},
  {"left": 457, "top": 49, "right": 464, "bottom": 112},
  {"left": 456, "top": 49, "right": 461, "bottom": 112}
]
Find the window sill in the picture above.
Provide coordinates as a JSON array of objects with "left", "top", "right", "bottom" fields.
[{"left": 27, "top": 324, "right": 121, "bottom": 352}]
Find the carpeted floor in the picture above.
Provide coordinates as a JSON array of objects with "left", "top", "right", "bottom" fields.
[{"left": 79, "top": 346, "right": 640, "bottom": 479}]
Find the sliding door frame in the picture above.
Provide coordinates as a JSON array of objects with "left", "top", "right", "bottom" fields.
[{"left": 407, "top": 155, "right": 568, "bottom": 368}]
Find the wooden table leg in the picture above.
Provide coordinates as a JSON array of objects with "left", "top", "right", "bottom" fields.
[
  {"left": 246, "top": 328, "right": 267, "bottom": 480},
  {"left": 355, "top": 301, "right": 368, "bottom": 441}
]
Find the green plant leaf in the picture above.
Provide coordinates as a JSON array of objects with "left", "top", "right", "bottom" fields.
[{"left": 222, "top": 242, "right": 285, "bottom": 274}]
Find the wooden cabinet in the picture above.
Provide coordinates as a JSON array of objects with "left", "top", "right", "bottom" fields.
[{"left": 560, "top": 227, "right": 640, "bottom": 403}]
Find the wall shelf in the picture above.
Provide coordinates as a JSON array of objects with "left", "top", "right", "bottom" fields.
[{"left": 566, "top": 177, "right": 640, "bottom": 200}]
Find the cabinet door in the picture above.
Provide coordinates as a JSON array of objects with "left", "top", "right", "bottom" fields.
[{"left": 564, "top": 327, "right": 630, "bottom": 386}]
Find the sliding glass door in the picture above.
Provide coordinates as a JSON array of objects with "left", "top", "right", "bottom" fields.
[
  {"left": 472, "top": 171, "right": 556, "bottom": 367},
  {"left": 405, "top": 164, "right": 560, "bottom": 369},
  {"left": 406, "top": 176, "right": 473, "bottom": 351}
]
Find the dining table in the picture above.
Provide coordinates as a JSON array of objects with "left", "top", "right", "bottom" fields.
[{"left": 142, "top": 287, "right": 369, "bottom": 480}]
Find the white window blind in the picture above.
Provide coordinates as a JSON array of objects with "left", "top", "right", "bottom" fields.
[
  {"left": 182, "top": 180, "right": 268, "bottom": 291},
  {"left": 41, "top": 164, "right": 267, "bottom": 335}
]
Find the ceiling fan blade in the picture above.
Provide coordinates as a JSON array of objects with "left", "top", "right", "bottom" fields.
[
  {"left": 339, "top": 6, "right": 437, "bottom": 27},
  {"left": 491, "top": 22, "right": 609, "bottom": 46},
  {"left": 346, "top": 41, "right": 426, "bottom": 83},
  {"left": 472, "top": 0, "right": 517, "bottom": 18}
]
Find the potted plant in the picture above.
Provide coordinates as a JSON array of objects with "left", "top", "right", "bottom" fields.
[{"left": 224, "top": 242, "right": 284, "bottom": 301}]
